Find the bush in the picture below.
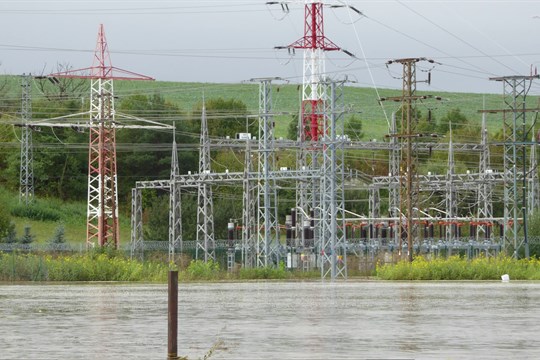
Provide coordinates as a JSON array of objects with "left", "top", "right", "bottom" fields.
[
  {"left": 1, "top": 221, "right": 17, "bottom": 243},
  {"left": 0, "top": 207, "right": 14, "bottom": 241},
  {"left": 19, "top": 225, "right": 34, "bottom": 244},
  {"left": 376, "top": 255, "right": 540, "bottom": 280},
  {"left": 11, "top": 203, "right": 61, "bottom": 222},
  {"left": 49, "top": 224, "right": 66, "bottom": 244},
  {"left": 184, "top": 259, "right": 221, "bottom": 280},
  {"left": 239, "top": 262, "right": 289, "bottom": 280}
]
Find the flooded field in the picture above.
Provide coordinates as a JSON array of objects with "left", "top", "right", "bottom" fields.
[{"left": 1, "top": 281, "right": 539, "bottom": 359}]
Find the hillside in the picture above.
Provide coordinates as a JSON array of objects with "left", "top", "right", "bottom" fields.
[
  {"left": 113, "top": 80, "right": 511, "bottom": 140},
  {"left": 0, "top": 75, "right": 522, "bottom": 141}
]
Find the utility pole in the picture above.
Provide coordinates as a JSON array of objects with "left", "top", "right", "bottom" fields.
[
  {"left": 19, "top": 74, "right": 34, "bottom": 206},
  {"left": 382, "top": 57, "right": 439, "bottom": 262}
]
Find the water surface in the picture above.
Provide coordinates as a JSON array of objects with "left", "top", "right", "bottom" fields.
[{"left": 1, "top": 281, "right": 538, "bottom": 359}]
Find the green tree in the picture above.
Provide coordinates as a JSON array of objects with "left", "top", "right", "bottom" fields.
[
  {"left": 344, "top": 115, "right": 364, "bottom": 140},
  {"left": 116, "top": 93, "right": 197, "bottom": 202},
  {"left": 49, "top": 224, "right": 66, "bottom": 244},
  {"left": 437, "top": 108, "right": 468, "bottom": 135},
  {"left": 287, "top": 114, "right": 299, "bottom": 140},
  {"left": 0, "top": 207, "right": 15, "bottom": 242},
  {"left": 192, "top": 97, "right": 253, "bottom": 138},
  {"left": 143, "top": 195, "right": 170, "bottom": 241},
  {"left": 19, "top": 225, "right": 35, "bottom": 244}
]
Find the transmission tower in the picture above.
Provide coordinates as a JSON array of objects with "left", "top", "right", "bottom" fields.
[
  {"left": 273, "top": 1, "right": 353, "bottom": 255},
  {"left": 49, "top": 24, "right": 153, "bottom": 249},
  {"left": 19, "top": 74, "right": 34, "bottom": 205},
  {"left": 481, "top": 75, "right": 540, "bottom": 258},
  {"left": 196, "top": 100, "right": 216, "bottom": 262}
]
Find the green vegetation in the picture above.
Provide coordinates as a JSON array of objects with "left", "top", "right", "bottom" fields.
[
  {"left": 376, "top": 255, "right": 540, "bottom": 280},
  {"left": 0, "top": 251, "right": 170, "bottom": 282},
  {"left": 4, "top": 251, "right": 540, "bottom": 282},
  {"left": 0, "top": 252, "right": 319, "bottom": 282}
]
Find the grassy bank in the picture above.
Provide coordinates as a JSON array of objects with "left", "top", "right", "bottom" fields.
[
  {"left": 376, "top": 255, "right": 540, "bottom": 280},
  {"left": 0, "top": 252, "right": 320, "bottom": 282},
  {"left": 4, "top": 251, "right": 540, "bottom": 282}
]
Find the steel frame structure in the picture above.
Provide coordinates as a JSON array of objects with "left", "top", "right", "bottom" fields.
[
  {"left": 482, "top": 75, "right": 540, "bottom": 258},
  {"left": 256, "top": 79, "right": 281, "bottom": 267},
  {"left": 196, "top": 101, "right": 216, "bottom": 262},
  {"left": 19, "top": 74, "right": 34, "bottom": 205}
]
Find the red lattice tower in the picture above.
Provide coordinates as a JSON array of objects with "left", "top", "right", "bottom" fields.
[
  {"left": 49, "top": 24, "right": 153, "bottom": 248},
  {"left": 283, "top": 1, "right": 341, "bottom": 142}
]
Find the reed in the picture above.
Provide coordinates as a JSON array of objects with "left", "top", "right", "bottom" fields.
[{"left": 376, "top": 255, "right": 540, "bottom": 280}]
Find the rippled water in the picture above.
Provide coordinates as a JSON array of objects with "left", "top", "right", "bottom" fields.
[{"left": 1, "top": 281, "right": 539, "bottom": 359}]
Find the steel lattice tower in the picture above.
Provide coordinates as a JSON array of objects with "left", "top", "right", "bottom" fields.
[
  {"left": 19, "top": 74, "right": 34, "bottom": 205},
  {"left": 477, "top": 112, "right": 494, "bottom": 240},
  {"left": 256, "top": 79, "right": 280, "bottom": 267},
  {"left": 287, "top": 1, "right": 341, "bottom": 143},
  {"left": 196, "top": 101, "right": 216, "bottom": 262},
  {"left": 49, "top": 24, "right": 153, "bottom": 249},
  {"left": 320, "top": 80, "right": 347, "bottom": 280},
  {"left": 242, "top": 139, "right": 257, "bottom": 268},
  {"left": 445, "top": 126, "right": 457, "bottom": 242},
  {"left": 388, "top": 112, "right": 401, "bottom": 244},
  {"left": 528, "top": 131, "right": 540, "bottom": 216},
  {"left": 276, "top": 1, "right": 346, "bottom": 253},
  {"left": 483, "top": 75, "right": 539, "bottom": 258},
  {"left": 169, "top": 127, "right": 182, "bottom": 263}
]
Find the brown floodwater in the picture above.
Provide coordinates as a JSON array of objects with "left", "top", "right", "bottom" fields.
[{"left": 0, "top": 281, "right": 539, "bottom": 359}]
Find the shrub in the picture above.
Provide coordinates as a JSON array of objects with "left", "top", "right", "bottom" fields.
[
  {"left": 10, "top": 203, "right": 61, "bottom": 222},
  {"left": 19, "top": 225, "right": 35, "bottom": 244},
  {"left": 185, "top": 259, "right": 221, "bottom": 280},
  {"left": 49, "top": 224, "right": 66, "bottom": 244}
]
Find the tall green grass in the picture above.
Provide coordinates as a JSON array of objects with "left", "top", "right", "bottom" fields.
[
  {"left": 0, "top": 252, "right": 169, "bottom": 282},
  {"left": 0, "top": 253, "right": 319, "bottom": 282},
  {"left": 376, "top": 255, "right": 540, "bottom": 280}
]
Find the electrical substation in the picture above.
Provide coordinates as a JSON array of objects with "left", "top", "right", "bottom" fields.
[{"left": 13, "top": 2, "right": 540, "bottom": 281}]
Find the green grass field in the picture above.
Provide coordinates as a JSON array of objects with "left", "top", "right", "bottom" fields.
[{"left": 0, "top": 75, "right": 527, "bottom": 141}]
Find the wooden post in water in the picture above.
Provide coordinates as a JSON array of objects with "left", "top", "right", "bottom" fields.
[{"left": 168, "top": 270, "right": 179, "bottom": 360}]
